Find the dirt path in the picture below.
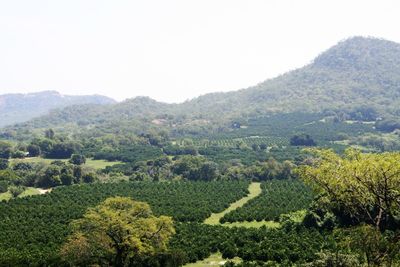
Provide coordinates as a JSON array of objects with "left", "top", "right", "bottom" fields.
[{"left": 204, "top": 182, "right": 262, "bottom": 225}]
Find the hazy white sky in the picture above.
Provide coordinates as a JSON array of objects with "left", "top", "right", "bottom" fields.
[{"left": 0, "top": 0, "right": 399, "bottom": 103}]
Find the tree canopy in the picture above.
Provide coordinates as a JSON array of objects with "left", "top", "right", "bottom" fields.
[
  {"left": 60, "top": 197, "right": 175, "bottom": 266},
  {"left": 299, "top": 148, "right": 400, "bottom": 231}
]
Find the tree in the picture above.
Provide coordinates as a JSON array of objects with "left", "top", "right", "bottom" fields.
[
  {"left": 12, "top": 150, "right": 26, "bottom": 159},
  {"left": 45, "top": 128, "right": 55, "bottom": 139},
  {"left": 37, "top": 165, "right": 62, "bottom": 188},
  {"left": 0, "top": 180, "right": 8, "bottom": 193},
  {"left": 259, "top": 143, "right": 268, "bottom": 150},
  {"left": 290, "top": 134, "right": 316, "bottom": 146},
  {"left": 0, "top": 169, "right": 20, "bottom": 184},
  {"left": 82, "top": 173, "right": 96, "bottom": 183},
  {"left": 0, "top": 159, "right": 8, "bottom": 170},
  {"left": 335, "top": 224, "right": 400, "bottom": 266},
  {"left": 69, "top": 154, "right": 86, "bottom": 165},
  {"left": 60, "top": 197, "right": 175, "bottom": 266},
  {"left": 46, "top": 142, "right": 78, "bottom": 159},
  {"left": 8, "top": 185, "right": 24, "bottom": 198},
  {"left": 0, "top": 141, "right": 12, "bottom": 159},
  {"left": 60, "top": 173, "right": 74, "bottom": 186},
  {"left": 27, "top": 144, "right": 41, "bottom": 157},
  {"left": 299, "top": 148, "right": 400, "bottom": 231}
]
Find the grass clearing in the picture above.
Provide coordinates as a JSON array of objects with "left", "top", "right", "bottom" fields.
[
  {"left": 184, "top": 253, "right": 241, "bottom": 267},
  {"left": 0, "top": 191, "right": 12, "bottom": 201},
  {"left": 204, "top": 182, "right": 261, "bottom": 225},
  {"left": 85, "top": 159, "right": 121, "bottom": 169},
  {"left": 18, "top": 187, "right": 41, "bottom": 198},
  {"left": 0, "top": 187, "right": 43, "bottom": 202},
  {"left": 221, "top": 220, "right": 281, "bottom": 228}
]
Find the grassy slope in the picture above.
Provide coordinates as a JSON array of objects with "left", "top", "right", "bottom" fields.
[{"left": 204, "top": 182, "right": 262, "bottom": 225}]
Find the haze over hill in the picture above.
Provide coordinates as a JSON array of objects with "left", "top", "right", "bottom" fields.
[
  {"left": 3, "top": 37, "right": 400, "bottom": 137},
  {"left": 0, "top": 91, "right": 115, "bottom": 127}
]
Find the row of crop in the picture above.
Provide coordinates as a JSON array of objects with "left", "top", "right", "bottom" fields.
[
  {"left": 221, "top": 180, "right": 314, "bottom": 223},
  {"left": 170, "top": 223, "right": 334, "bottom": 265}
]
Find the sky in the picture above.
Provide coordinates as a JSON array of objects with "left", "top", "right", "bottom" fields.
[{"left": 0, "top": 0, "right": 399, "bottom": 103}]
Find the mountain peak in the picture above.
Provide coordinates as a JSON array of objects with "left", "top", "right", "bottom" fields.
[{"left": 312, "top": 36, "right": 400, "bottom": 70}]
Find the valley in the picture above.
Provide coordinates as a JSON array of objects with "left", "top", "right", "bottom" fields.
[{"left": 1, "top": 37, "right": 400, "bottom": 266}]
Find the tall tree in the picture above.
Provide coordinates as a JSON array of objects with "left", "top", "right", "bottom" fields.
[{"left": 60, "top": 197, "right": 175, "bottom": 266}]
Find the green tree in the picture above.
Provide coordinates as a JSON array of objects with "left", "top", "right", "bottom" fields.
[
  {"left": 82, "top": 173, "right": 96, "bottom": 183},
  {"left": 37, "top": 165, "right": 62, "bottom": 188},
  {"left": 45, "top": 128, "right": 55, "bottom": 139},
  {"left": 27, "top": 144, "right": 41, "bottom": 157},
  {"left": 299, "top": 148, "right": 400, "bottom": 231},
  {"left": 69, "top": 154, "right": 86, "bottom": 165},
  {"left": 60, "top": 197, "right": 175, "bottom": 266},
  {"left": 0, "top": 159, "right": 8, "bottom": 170},
  {"left": 0, "top": 141, "right": 12, "bottom": 159},
  {"left": 8, "top": 185, "right": 24, "bottom": 198}
]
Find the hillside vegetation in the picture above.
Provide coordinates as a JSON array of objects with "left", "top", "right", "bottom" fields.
[{"left": 3, "top": 37, "right": 400, "bottom": 139}]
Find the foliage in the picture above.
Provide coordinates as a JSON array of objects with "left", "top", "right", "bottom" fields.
[
  {"left": 0, "top": 141, "right": 12, "bottom": 159},
  {"left": 290, "top": 134, "right": 316, "bottom": 146},
  {"left": 298, "top": 148, "right": 400, "bottom": 231},
  {"left": 61, "top": 197, "right": 175, "bottom": 266},
  {"left": 170, "top": 223, "right": 334, "bottom": 265},
  {"left": 8, "top": 185, "right": 25, "bottom": 198},
  {"left": 0, "top": 181, "right": 248, "bottom": 265},
  {"left": 335, "top": 225, "right": 400, "bottom": 266},
  {"left": 69, "top": 154, "right": 86, "bottom": 165},
  {"left": 0, "top": 158, "right": 8, "bottom": 170}
]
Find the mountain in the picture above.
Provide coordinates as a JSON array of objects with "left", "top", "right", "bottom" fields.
[
  {"left": 3, "top": 36, "right": 400, "bottom": 137},
  {"left": 0, "top": 91, "right": 116, "bottom": 127},
  {"left": 182, "top": 36, "right": 400, "bottom": 118}
]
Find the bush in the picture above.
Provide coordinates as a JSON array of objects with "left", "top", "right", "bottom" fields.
[
  {"left": 8, "top": 185, "right": 24, "bottom": 198},
  {"left": 69, "top": 154, "right": 86, "bottom": 165},
  {"left": 0, "top": 181, "right": 8, "bottom": 193},
  {"left": 0, "top": 159, "right": 8, "bottom": 170}
]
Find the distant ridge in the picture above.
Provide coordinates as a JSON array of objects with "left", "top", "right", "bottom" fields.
[
  {"left": 3, "top": 36, "right": 400, "bottom": 136},
  {"left": 0, "top": 91, "right": 116, "bottom": 127}
]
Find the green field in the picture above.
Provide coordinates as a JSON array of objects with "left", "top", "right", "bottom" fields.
[
  {"left": 0, "top": 187, "right": 42, "bottom": 202},
  {"left": 184, "top": 253, "right": 241, "bottom": 267}
]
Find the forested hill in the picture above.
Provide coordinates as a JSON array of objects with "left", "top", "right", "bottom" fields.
[
  {"left": 183, "top": 36, "right": 400, "bottom": 119},
  {"left": 0, "top": 91, "right": 116, "bottom": 127},
  {"left": 3, "top": 36, "right": 400, "bottom": 136}
]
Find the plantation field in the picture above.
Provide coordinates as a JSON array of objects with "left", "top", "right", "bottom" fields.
[
  {"left": 10, "top": 157, "right": 121, "bottom": 170},
  {"left": 0, "top": 181, "right": 249, "bottom": 265},
  {"left": 176, "top": 136, "right": 288, "bottom": 148},
  {"left": 221, "top": 180, "right": 314, "bottom": 223},
  {"left": 171, "top": 223, "right": 333, "bottom": 265},
  {"left": 204, "top": 182, "right": 261, "bottom": 225}
]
